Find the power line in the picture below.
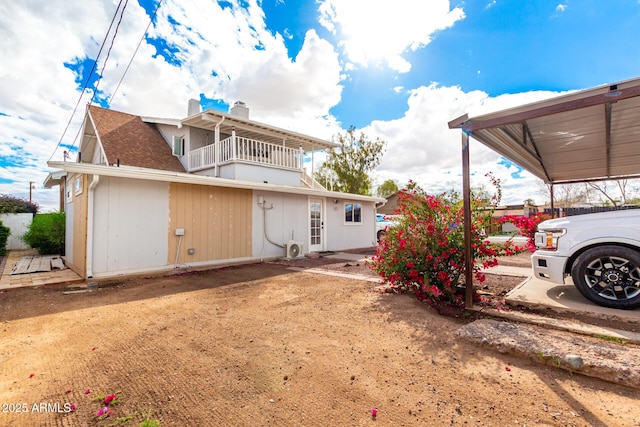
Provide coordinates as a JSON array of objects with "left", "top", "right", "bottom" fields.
[
  {"left": 110, "top": 0, "right": 164, "bottom": 106},
  {"left": 48, "top": 0, "right": 126, "bottom": 162},
  {"left": 95, "top": 0, "right": 130, "bottom": 106},
  {"left": 62, "top": 0, "right": 165, "bottom": 159}
]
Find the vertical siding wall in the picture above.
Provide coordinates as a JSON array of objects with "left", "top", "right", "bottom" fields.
[
  {"left": 0, "top": 213, "right": 32, "bottom": 250},
  {"left": 168, "top": 183, "right": 252, "bottom": 264},
  {"left": 70, "top": 174, "right": 88, "bottom": 278},
  {"left": 92, "top": 177, "right": 169, "bottom": 276}
]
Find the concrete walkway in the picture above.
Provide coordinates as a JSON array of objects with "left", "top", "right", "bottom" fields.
[{"left": 0, "top": 250, "right": 83, "bottom": 290}]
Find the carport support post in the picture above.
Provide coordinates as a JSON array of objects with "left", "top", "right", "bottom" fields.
[
  {"left": 461, "top": 131, "right": 474, "bottom": 308},
  {"left": 550, "top": 184, "right": 555, "bottom": 218}
]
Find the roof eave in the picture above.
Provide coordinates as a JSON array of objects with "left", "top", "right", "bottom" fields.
[
  {"left": 182, "top": 109, "right": 338, "bottom": 151},
  {"left": 46, "top": 161, "right": 384, "bottom": 203}
]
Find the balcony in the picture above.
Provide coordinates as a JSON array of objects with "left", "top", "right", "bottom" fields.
[{"left": 188, "top": 136, "right": 303, "bottom": 173}]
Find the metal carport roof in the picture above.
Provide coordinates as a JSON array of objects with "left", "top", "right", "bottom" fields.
[
  {"left": 448, "top": 76, "right": 640, "bottom": 307},
  {"left": 449, "top": 77, "right": 640, "bottom": 184}
]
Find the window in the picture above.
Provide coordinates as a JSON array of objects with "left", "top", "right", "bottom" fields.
[
  {"left": 74, "top": 176, "right": 83, "bottom": 196},
  {"left": 172, "top": 135, "right": 185, "bottom": 156},
  {"left": 345, "top": 202, "right": 362, "bottom": 224}
]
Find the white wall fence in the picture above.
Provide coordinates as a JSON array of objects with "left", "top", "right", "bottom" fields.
[{"left": 0, "top": 213, "right": 33, "bottom": 250}]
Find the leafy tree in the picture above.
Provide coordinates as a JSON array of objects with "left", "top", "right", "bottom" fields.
[
  {"left": 376, "top": 179, "right": 398, "bottom": 198},
  {"left": 0, "top": 194, "right": 38, "bottom": 214},
  {"left": 315, "top": 126, "right": 386, "bottom": 195}
]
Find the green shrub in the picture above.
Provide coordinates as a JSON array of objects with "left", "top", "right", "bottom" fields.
[
  {"left": 0, "top": 220, "right": 10, "bottom": 256},
  {"left": 370, "top": 175, "right": 525, "bottom": 307},
  {"left": 22, "top": 212, "right": 65, "bottom": 255},
  {"left": 0, "top": 194, "right": 38, "bottom": 214}
]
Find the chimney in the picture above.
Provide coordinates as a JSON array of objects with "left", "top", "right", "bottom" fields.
[
  {"left": 230, "top": 101, "right": 249, "bottom": 118},
  {"left": 187, "top": 99, "right": 201, "bottom": 116}
]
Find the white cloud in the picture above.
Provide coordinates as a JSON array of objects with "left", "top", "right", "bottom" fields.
[
  {"left": 0, "top": 0, "right": 577, "bottom": 214},
  {"left": 363, "top": 84, "right": 562, "bottom": 205},
  {"left": 0, "top": 0, "right": 115, "bottom": 209},
  {"left": 317, "top": 0, "right": 465, "bottom": 72},
  {"left": 0, "top": 0, "right": 345, "bottom": 211}
]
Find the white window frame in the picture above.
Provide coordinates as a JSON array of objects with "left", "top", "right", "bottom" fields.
[
  {"left": 344, "top": 202, "right": 362, "bottom": 224},
  {"left": 172, "top": 135, "right": 185, "bottom": 156},
  {"left": 74, "top": 176, "right": 83, "bottom": 196}
]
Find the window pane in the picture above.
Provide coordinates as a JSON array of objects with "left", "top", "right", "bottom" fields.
[
  {"left": 345, "top": 203, "right": 353, "bottom": 222},
  {"left": 173, "top": 136, "right": 184, "bottom": 156},
  {"left": 353, "top": 204, "right": 361, "bottom": 222}
]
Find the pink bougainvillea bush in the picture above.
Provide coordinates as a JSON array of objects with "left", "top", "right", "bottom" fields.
[
  {"left": 370, "top": 177, "right": 523, "bottom": 307},
  {"left": 498, "top": 212, "right": 551, "bottom": 252}
]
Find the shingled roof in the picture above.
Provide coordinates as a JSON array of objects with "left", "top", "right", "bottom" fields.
[{"left": 88, "top": 105, "right": 185, "bottom": 173}]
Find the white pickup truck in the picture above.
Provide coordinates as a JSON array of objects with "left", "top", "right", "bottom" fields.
[
  {"left": 532, "top": 209, "right": 640, "bottom": 309},
  {"left": 375, "top": 214, "right": 400, "bottom": 242}
]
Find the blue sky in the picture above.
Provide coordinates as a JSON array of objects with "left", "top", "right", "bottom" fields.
[{"left": 2, "top": 0, "right": 640, "bottom": 211}]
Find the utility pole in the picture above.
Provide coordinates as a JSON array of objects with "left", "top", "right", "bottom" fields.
[{"left": 29, "top": 181, "right": 35, "bottom": 203}]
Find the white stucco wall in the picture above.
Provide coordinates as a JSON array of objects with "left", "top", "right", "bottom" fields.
[
  {"left": 252, "top": 191, "right": 308, "bottom": 259},
  {"left": 0, "top": 213, "right": 32, "bottom": 250},
  {"left": 252, "top": 191, "right": 377, "bottom": 258},
  {"left": 325, "top": 199, "right": 377, "bottom": 251},
  {"left": 91, "top": 176, "right": 169, "bottom": 276},
  {"left": 218, "top": 163, "right": 301, "bottom": 186}
]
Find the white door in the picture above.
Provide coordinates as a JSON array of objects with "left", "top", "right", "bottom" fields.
[{"left": 309, "top": 199, "right": 323, "bottom": 252}]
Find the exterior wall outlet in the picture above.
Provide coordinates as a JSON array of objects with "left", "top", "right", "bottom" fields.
[
  {"left": 187, "top": 248, "right": 195, "bottom": 255},
  {"left": 175, "top": 228, "right": 185, "bottom": 236}
]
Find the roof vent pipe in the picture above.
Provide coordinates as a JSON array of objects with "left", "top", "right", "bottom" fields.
[{"left": 187, "top": 99, "right": 201, "bottom": 116}]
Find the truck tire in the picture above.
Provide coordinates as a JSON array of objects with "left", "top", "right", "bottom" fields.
[{"left": 571, "top": 245, "right": 640, "bottom": 310}]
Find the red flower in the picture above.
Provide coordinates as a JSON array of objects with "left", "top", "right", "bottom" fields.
[{"left": 104, "top": 393, "right": 117, "bottom": 404}]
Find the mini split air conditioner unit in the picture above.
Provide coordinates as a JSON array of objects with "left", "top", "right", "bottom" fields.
[{"left": 285, "top": 241, "right": 304, "bottom": 259}]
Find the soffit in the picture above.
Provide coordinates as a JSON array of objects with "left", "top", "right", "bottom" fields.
[{"left": 181, "top": 110, "right": 338, "bottom": 153}]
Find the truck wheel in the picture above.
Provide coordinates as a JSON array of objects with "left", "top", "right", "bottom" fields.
[{"left": 571, "top": 245, "right": 640, "bottom": 309}]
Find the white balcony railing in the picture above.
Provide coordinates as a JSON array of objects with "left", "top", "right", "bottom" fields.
[{"left": 188, "top": 136, "right": 303, "bottom": 172}]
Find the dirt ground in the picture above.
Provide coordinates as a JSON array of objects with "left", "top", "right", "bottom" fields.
[{"left": 1, "top": 252, "right": 639, "bottom": 426}]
